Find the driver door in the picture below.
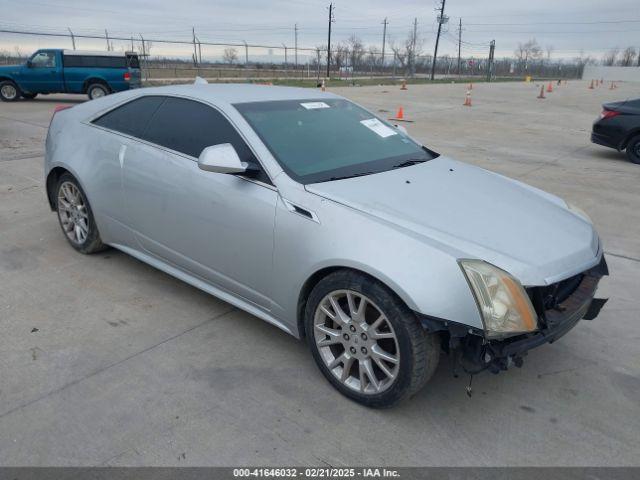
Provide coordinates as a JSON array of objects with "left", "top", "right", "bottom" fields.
[
  {"left": 20, "top": 50, "right": 64, "bottom": 93},
  {"left": 122, "top": 96, "right": 278, "bottom": 309}
]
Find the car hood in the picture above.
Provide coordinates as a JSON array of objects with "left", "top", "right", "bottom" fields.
[{"left": 306, "top": 156, "right": 600, "bottom": 286}]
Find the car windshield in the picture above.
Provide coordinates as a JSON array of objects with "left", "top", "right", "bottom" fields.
[{"left": 234, "top": 99, "right": 438, "bottom": 184}]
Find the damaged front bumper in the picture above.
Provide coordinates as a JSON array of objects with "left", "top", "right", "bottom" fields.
[{"left": 420, "top": 255, "right": 609, "bottom": 374}]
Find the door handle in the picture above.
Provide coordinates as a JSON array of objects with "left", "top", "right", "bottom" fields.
[{"left": 118, "top": 145, "right": 127, "bottom": 168}]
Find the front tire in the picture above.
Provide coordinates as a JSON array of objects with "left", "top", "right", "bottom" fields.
[
  {"left": 0, "top": 80, "right": 21, "bottom": 102},
  {"left": 626, "top": 135, "right": 640, "bottom": 164},
  {"left": 305, "top": 270, "right": 440, "bottom": 408},
  {"left": 87, "top": 83, "right": 108, "bottom": 100},
  {"left": 55, "top": 173, "right": 107, "bottom": 254}
]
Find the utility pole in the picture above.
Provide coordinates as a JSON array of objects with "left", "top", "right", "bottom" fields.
[
  {"left": 294, "top": 23, "right": 298, "bottom": 69},
  {"left": 457, "top": 18, "right": 462, "bottom": 76},
  {"left": 192, "top": 27, "right": 198, "bottom": 67},
  {"left": 430, "top": 0, "right": 447, "bottom": 81},
  {"left": 105, "top": 29, "right": 110, "bottom": 51},
  {"left": 411, "top": 17, "right": 417, "bottom": 76},
  {"left": 381, "top": 17, "right": 388, "bottom": 73},
  {"left": 326, "top": 3, "right": 334, "bottom": 78},
  {"left": 487, "top": 40, "right": 495, "bottom": 82},
  {"left": 67, "top": 27, "right": 76, "bottom": 50}
]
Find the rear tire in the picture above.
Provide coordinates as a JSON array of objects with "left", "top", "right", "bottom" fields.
[
  {"left": 55, "top": 173, "right": 107, "bottom": 254},
  {"left": 0, "top": 80, "right": 21, "bottom": 102},
  {"left": 87, "top": 83, "right": 109, "bottom": 100},
  {"left": 305, "top": 270, "right": 440, "bottom": 408},
  {"left": 626, "top": 135, "right": 640, "bottom": 164}
]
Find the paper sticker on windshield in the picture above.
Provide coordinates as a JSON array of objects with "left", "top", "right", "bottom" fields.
[
  {"left": 360, "top": 118, "right": 398, "bottom": 138},
  {"left": 301, "top": 102, "right": 330, "bottom": 110}
]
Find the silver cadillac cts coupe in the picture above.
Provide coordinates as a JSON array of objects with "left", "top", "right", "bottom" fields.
[{"left": 45, "top": 84, "right": 608, "bottom": 407}]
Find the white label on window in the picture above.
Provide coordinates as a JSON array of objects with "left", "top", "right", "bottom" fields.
[
  {"left": 300, "top": 102, "right": 330, "bottom": 110},
  {"left": 360, "top": 118, "right": 398, "bottom": 138}
]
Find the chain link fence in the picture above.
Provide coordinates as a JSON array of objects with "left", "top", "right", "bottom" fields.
[{"left": 0, "top": 27, "right": 586, "bottom": 83}]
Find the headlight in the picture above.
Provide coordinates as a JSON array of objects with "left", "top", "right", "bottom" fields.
[
  {"left": 459, "top": 260, "right": 538, "bottom": 338},
  {"left": 566, "top": 201, "right": 592, "bottom": 223}
]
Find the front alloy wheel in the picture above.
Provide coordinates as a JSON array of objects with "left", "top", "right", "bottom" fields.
[
  {"left": 313, "top": 290, "right": 400, "bottom": 394},
  {"left": 306, "top": 270, "right": 440, "bottom": 408}
]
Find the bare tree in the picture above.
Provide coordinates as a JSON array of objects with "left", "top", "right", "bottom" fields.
[
  {"left": 602, "top": 48, "right": 619, "bottom": 66},
  {"left": 346, "top": 35, "right": 365, "bottom": 71},
  {"left": 545, "top": 45, "right": 554, "bottom": 62},
  {"left": 620, "top": 46, "right": 637, "bottom": 66},
  {"left": 223, "top": 47, "right": 238, "bottom": 65},
  {"left": 389, "top": 40, "right": 407, "bottom": 70},
  {"left": 333, "top": 42, "right": 349, "bottom": 71},
  {"left": 366, "top": 46, "right": 382, "bottom": 70},
  {"left": 514, "top": 39, "right": 542, "bottom": 70},
  {"left": 13, "top": 46, "right": 23, "bottom": 59}
]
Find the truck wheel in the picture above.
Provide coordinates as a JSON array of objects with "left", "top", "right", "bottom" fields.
[
  {"left": 626, "top": 135, "right": 640, "bottom": 165},
  {"left": 87, "top": 83, "right": 108, "bottom": 100},
  {"left": 22, "top": 92, "right": 38, "bottom": 100},
  {"left": 0, "top": 80, "right": 21, "bottom": 102}
]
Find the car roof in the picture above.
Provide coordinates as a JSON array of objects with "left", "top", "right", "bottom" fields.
[{"left": 131, "top": 83, "right": 341, "bottom": 105}]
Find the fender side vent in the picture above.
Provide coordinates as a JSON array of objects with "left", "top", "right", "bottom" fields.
[{"left": 292, "top": 205, "right": 313, "bottom": 218}]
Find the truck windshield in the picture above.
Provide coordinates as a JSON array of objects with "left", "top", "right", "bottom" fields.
[{"left": 234, "top": 99, "right": 437, "bottom": 184}]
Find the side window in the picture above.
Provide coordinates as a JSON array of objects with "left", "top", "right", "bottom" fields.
[
  {"left": 64, "top": 55, "right": 127, "bottom": 68},
  {"left": 92, "top": 96, "right": 165, "bottom": 138},
  {"left": 142, "top": 97, "right": 270, "bottom": 183},
  {"left": 31, "top": 51, "right": 56, "bottom": 68}
]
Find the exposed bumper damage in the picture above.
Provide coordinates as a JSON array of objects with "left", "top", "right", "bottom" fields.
[{"left": 419, "top": 255, "right": 609, "bottom": 376}]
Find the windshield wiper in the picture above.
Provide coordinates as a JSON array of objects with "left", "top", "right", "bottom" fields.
[
  {"left": 328, "top": 171, "right": 377, "bottom": 181},
  {"left": 392, "top": 158, "right": 428, "bottom": 169}
]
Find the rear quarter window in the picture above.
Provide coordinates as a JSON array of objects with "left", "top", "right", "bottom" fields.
[{"left": 92, "top": 96, "right": 164, "bottom": 138}]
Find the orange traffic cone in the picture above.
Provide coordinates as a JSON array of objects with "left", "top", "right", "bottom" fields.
[
  {"left": 537, "top": 85, "right": 546, "bottom": 99},
  {"left": 400, "top": 79, "right": 408, "bottom": 90},
  {"left": 389, "top": 106, "right": 413, "bottom": 122},
  {"left": 546, "top": 82, "right": 553, "bottom": 93},
  {"left": 588, "top": 79, "right": 594, "bottom": 89},
  {"left": 463, "top": 90, "right": 472, "bottom": 106}
]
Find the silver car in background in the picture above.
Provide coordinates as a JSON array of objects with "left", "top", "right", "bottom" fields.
[{"left": 45, "top": 84, "right": 608, "bottom": 407}]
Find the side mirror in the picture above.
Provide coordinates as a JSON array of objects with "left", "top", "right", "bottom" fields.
[
  {"left": 197, "top": 143, "right": 247, "bottom": 174},
  {"left": 26, "top": 60, "right": 33, "bottom": 68}
]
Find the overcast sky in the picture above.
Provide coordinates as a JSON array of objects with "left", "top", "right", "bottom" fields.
[{"left": 1, "top": 0, "right": 640, "bottom": 61}]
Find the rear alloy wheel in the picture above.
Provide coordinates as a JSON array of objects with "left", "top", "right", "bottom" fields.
[
  {"left": 305, "top": 270, "right": 440, "bottom": 408},
  {"left": 0, "top": 80, "right": 20, "bottom": 102},
  {"left": 87, "top": 83, "right": 108, "bottom": 100},
  {"left": 55, "top": 173, "right": 107, "bottom": 254},
  {"left": 626, "top": 135, "right": 640, "bottom": 164}
]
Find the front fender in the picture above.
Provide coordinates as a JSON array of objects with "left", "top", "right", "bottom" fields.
[{"left": 271, "top": 194, "right": 483, "bottom": 337}]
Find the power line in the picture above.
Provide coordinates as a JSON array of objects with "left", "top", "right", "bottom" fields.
[{"left": 466, "top": 19, "right": 640, "bottom": 26}]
